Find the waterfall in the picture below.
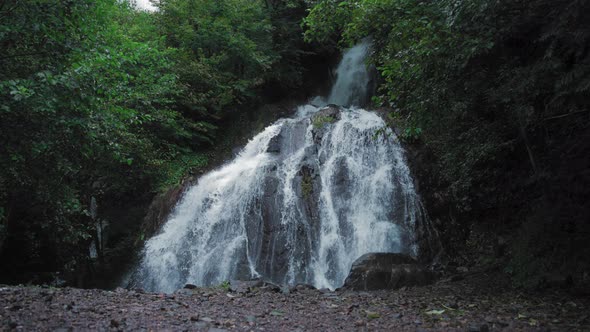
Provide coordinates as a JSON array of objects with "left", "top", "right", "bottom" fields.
[
  {"left": 327, "top": 40, "right": 371, "bottom": 107},
  {"left": 131, "top": 42, "right": 425, "bottom": 293}
]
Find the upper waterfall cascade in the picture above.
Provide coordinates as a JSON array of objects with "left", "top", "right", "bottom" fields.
[
  {"left": 131, "top": 41, "right": 425, "bottom": 292},
  {"left": 327, "top": 41, "right": 371, "bottom": 107}
]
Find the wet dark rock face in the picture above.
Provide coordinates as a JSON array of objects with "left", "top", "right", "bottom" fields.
[{"left": 342, "top": 253, "right": 434, "bottom": 291}]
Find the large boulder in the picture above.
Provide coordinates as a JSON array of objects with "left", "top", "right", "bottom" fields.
[
  {"left": 266, "top": 130, "right": 282, "bottom": 153},
  {"left": 312, "top": 104, "right": 341, "bottom": 121},
  {"left": 311, "top": 105, "right": 342, "bottom": 145},
  {"left": 342, "top": 253, "right": 434, "bottom": 291}
]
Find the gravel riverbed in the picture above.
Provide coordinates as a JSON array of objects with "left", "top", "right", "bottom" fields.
[{"left": 1, "top": 271, "right": 588, "bottom": 331}]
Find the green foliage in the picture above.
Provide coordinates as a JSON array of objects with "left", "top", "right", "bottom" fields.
[
  {"left": 0, "top": 0, "right": 213, "bottom": 281},
  {"left": 302, "top": 0, "right": 355, "bottom": 43},
  {"left": 301, "top": 173, "right": 313, "bottom": 199},
  {"left": 156, "top": 0, "right": 278, "bottom": 114},
  {"left": 157, "top": 153, "right": 209, "bottom": 191},
  {"left": 265, "top": 0, "right": 310, "bottom": 91},
  {"left": 312, "top": 115, "right": 336, "bottom": 128},
  {"left": 218, "top": 280, "right": 231, "bottom": 291}
]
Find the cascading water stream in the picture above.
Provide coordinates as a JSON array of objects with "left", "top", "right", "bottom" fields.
[
  {"left": 327, "top": 41, "right": 371, "bottom": 107},
  {"left": 131, "top": 41, "right": 425, "bottom": 293}
]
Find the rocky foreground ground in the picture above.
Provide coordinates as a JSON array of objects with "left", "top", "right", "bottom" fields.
[{"left": 1, "top": 270, "right": 589, "bottom": 331}]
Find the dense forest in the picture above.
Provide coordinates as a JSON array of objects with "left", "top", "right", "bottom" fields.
[{"left": 1, "top": 0, "right": 589, "bottom": 294}]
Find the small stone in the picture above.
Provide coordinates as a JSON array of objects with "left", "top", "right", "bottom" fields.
[
  {"left": 110, "top": 319, "right": 120, "bottom": 328},
  {"left": 193, "top": 322, "right": 209, "bottom": 329},
  {"left": 175, "top": 288, "right": 194, "bottom": 296},
  {"left": 52, "top": 328, "right": 71, "bottom": 332},
  {"left": 208, "top": 328, "right": 227, "bottom": 332},
  {"left": 190, "top": 315, "right": 199, "bottom": 322},
  {"left": 184, "top": 284, "right": 198, "bottom": 289},
  {"left": 293, "top": 284, "right": 316, "bottom": 292},
  {"left": 245, "top": 315, "right": 257, "bottom": 323},
  {"left": 392, "top": 313, "right": 403, "bottom": 319},
  {"left": 468, "top": 323, "right": 489, "bottom": 332},
  {"left": 457, "top": 266, "right": 469, "bottom": 273},
  {"left": 451, "top": 275, "right": 465, "bottom": 282},
  {"left": 347, "top": 304, "right": 360, "bottom": 311},
  {"left": 354, "top": 320, "right": 365, "bottom": 327},
  {"left": 200, "top": 317, "right": 214, "bottom": 323}
]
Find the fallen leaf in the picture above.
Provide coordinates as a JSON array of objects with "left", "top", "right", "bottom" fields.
[
  {"left": 365, "top": 311, "right": 380, "bottom": 319},
  {"left": 442, "top": 304, "right": 457, "bottom": 311},
  {"left": 270, "top": 310, "right": 284, "bottom": 316},
  {"left": 425, "top": 309, "right": 446, "bottom": 315}
]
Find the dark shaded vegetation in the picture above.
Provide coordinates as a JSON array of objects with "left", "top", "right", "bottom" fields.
[{"left": 304, "top": 0, "right": 590, "bottom": 288}]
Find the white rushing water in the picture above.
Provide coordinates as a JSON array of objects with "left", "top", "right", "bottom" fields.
[
  {"left": 327, "top": 41, "right": 371, "bottom": 107},
  {"left": 131, "top": 41, "right": 424, "bottom": 292}
]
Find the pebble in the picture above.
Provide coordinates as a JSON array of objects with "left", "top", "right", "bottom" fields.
[{"left": 468, "top": 323, "right": 489, "bottom": 332}]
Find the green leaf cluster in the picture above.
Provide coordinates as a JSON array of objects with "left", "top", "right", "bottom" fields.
[
  {"left": 0, "top": 0, "right": 206, "bottom": 279},
  {"left": 156, "top": 0, "right": 278, "bottom": 113}
]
